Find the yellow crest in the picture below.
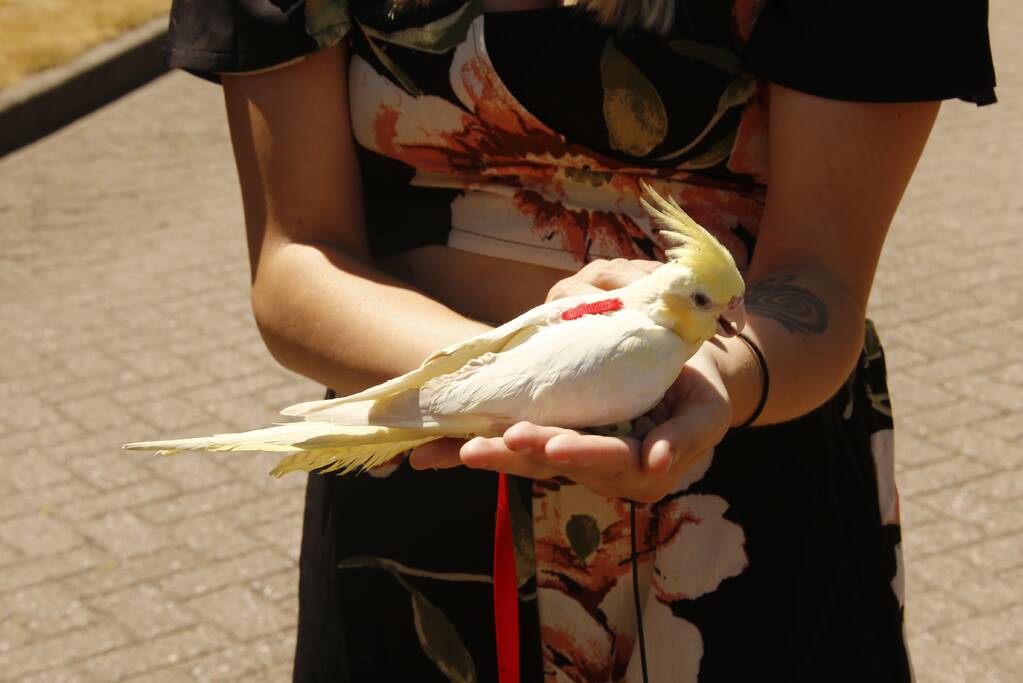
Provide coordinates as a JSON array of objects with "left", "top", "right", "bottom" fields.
[{"left": 639, "top": 181, "right": 742, "bottom": 286}]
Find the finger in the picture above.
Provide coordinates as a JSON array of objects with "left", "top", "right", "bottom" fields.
[
  {"left": 408, "top": 438, "right": 465, "bottom": 470},
  {"left": 460, "top": 436, "right": 556, "bottom": 479},
  {"left": 642, "top": 403, "right": 729, "bottom": 475},
  {"left": 630, "top": 259, "right": 663, "bottom": 274},
  {"left": 502, "top": 421, "right": 576, "bottom": 454},
  {"left": 544, "top": 432, "right": 639, "bottom": 471},
  {"left": 580, "top": 258, "right": 656, "bottom": 290},
  {"left": 546, "top": 278, "right": 603, "bottom": 302}
]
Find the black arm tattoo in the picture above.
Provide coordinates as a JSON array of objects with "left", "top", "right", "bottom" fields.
[{"left": 745, "top": 275, "right": 829, "bottom": 335}]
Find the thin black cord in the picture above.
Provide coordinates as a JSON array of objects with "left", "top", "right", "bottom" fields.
[{"left": 629, "top": 500, "right": 650, "bottom": 683}]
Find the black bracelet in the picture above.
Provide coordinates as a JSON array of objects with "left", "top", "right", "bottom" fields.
[{"left": 734, "top": 332, "right": 769, "bottom": 429}]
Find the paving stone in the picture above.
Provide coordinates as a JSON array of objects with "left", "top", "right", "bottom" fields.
[
  {"left": 168, "top": 512, "right": 259, "bottom": 562},
  {"left": 65, "top": 546, "right": 200, "bottom": 600},
  {"left": 123, "top": 669, "right": 193, "bottom": 683},
  {"left": 902, "top": 517, "right": 986, "bottom": 558},
  {"left": 0, "top": 546, "right": 107, "bottom": 594},
  {"left": 181, "top": 629, "right": 295, "bottom": 682},
  {"left": 246, "top": 515, "right": 303, "bottom": 562},
  {"left": 917, "top": 485, "right": 1023, "bottom": 536},
  {"left": 904, "top": 586, "right": 975, "bottom": 635},
  {"left": 909, "top": 552, "right": 1023, "bottom": 614},
  {"left": 896, "top": 456, "right": 993, "bottom": 497},
  {"left": 60, "top": 478, "right": 181, "bottom": 520},
  {"left": 927, "top": 427, "right": 1023, "bottom": 471},
  {"left": 3, "top": 421, "right": 86, "bottom": 454},
  {"left": 186, "top": 586, "right": 290, "bottom": 641},
  {"left": 66, "top": 451, "right": 151, "bottom": 491},
  {"left": 0, "top": 582, "right": 95, "bottom": 637},
  {"left": 902, "top": 400, "right": 1005, "bottom": 438},
  {"left": 0, "top": 479, "right": 102, "bottom": 524},
  {"left": 899, "top": 498, "right": 939, "bottom": 529},
  {"left": 249, "top": 570, "right": 299, "bottom": 605},
  {"left": 89, "top": 583, "right": 196, "bottom": 640},
  {"left": 141, "top": 451, "right": 235, "bottom": 489},
  {"left": 960, "top": 533, "right": 1023, "bottom": 574},
  {"left": 0, "top": 622, "right": 129, "bottom": 679},
  {"left": 991, "top": 639, "right": 1023, "bottom": 676},
  {"left": 933, "top": 603, "right": 1023, "bottom": 652},
  {"left": 981, "top": 414, "right": 1023, "bottom": 442},
  {"left": 0, "top": 514, "right": 82, "bottom": 557},
  {"left": 944, "top": 375, "right": 1023, "bottom": 413},
  {"left": 79, "top": 511, "right": 172, "bottom": 559},
  {"left": 0, "top": 617, "right": 31, "bottom": 655},
  {"left": 894, "top": 431, "right": 953, "bottom": 470},
  {"left": 888, "top": 373, "right": 958, "bottom": 416},
  {"left": 137, "top": 481, "right": 262, "bottom": 526},
  {"left": 118, "top": 349, "right": 197, "bottom": 382},
  {"left": 159, "top": 549, "right": 292, "bottom": 599},
  {"left": 80, "top": 624, "right": 230, "bottom": 681},
  {"left": 226, "top": 488, "right": 306, "bottom": 528},
  {"left": 908, "top": 631, "right": 1016, "bottom": 683},
  {"left": 6, "top": 448, "right": 76, "bottom": 490},
  {"left": 126, "top": 395, "right": 218, "bottom": 435},
  {"left": 18, "top": 668, "right": 99, "bottom": 683},
  {"left": 57, "top": 395, "right": 138, "bottom": 435}
]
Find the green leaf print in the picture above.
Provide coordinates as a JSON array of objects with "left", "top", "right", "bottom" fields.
[
  {"left": 675, "top": 129, "right": 738, "bottom": 171},
  {"left": 600, "top": 38, "right": 669, "bottom": 157},
  {"left": 356, "top": 0, "right": 482, "bottom": 96},
  {"left": 655, "top": 76, "right": 757, "bottom": 162},
  {"left": 364, "top": 37, "right": 425, "bottom": 96},
  {"left": 305, "top": 0, "right": 352, "bottom": 49},
  {"left": 566, "top": 514, "right": 601, "bottom": 564},
  {"left": 338, "top": 555, "right": 481, "bottom": 683},
  {"left": 360, "top": 0, "right": 482, "bottom": 54},
  {"left": 411, "top": 589, "right": 478, "bottom": 683}
]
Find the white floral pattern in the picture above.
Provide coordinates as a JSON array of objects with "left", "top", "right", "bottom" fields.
[{"left": 535, "top": 449, "right": 748, "bottom": 682}]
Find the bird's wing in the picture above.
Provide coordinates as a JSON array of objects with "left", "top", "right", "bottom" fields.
[
  {"left": 280, "top": 295, "right": 589, "bottom": 418},
  {"left": 421, "top": 308, "right": 679, "bottom": 427}
]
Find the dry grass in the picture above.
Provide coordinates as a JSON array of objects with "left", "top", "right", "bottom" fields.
[{"left": 0, "top": 0, "right": 170, "bottom": 89}]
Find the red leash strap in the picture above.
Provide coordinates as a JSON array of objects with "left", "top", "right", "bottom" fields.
[{"left": 494, "top": 473, "right": 520, "bottom": 683}]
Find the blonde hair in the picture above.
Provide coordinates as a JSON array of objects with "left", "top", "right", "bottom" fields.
[{"left": 575, "top": 0, "right": 675, "bottom": 34}]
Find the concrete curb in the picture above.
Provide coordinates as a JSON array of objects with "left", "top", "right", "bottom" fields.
[{"left": 0, "top": 16, "right": 169, "bottom": 158}]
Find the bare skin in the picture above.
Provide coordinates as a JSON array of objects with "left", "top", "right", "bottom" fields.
[{"left": 223, "top": 27, "right": 939, "bottom": 502}]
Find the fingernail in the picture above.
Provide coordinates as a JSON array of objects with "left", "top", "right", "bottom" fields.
[
  {"left": 654, "top": 441, "right": 675, "bottom": 471},
  {"left": 409, "top": 451, "right": 438, "bottom": 470}
]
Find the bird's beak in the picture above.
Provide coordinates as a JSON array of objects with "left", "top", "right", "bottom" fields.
[{"left": 717, "top": 298, "right": 746, "bottom": 337}]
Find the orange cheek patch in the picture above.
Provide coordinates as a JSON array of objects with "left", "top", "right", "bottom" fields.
[{"left": 561, "top": 298, "right": 624, "bottom": 321}]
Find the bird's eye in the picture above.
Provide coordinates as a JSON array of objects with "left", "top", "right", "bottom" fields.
[{"left": 692, "top": 292, "right": 710, "bottom": 308}]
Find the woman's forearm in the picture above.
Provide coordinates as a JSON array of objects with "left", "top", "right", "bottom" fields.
[
  {"left": 251, "top": 240, "right": 492, "bottom": 395},
  {"left": 708, "top": 266, "right": 866, "bottom": 427}
]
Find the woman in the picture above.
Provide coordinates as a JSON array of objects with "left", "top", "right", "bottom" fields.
[{"left": 166, "top": 0, "right": 995, "bottom": 680}]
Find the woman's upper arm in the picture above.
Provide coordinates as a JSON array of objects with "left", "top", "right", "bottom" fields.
[
  {"left": 750, "top": 84, "right": 941, "bottom": 312},
  {"left": 221, "top": 42, "right": 368, "bottom": 281}
]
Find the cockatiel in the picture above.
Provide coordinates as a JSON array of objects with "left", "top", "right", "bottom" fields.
[{"left": 123, "top": 184, "right": 747, "bottom": 477}]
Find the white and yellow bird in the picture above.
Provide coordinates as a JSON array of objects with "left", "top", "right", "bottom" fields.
[{"left": 123, "top": 185, "right": 747, "bottom": 477}]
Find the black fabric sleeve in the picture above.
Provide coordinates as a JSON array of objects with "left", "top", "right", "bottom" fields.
[
  {"left": 743, "top": 0, "right": 997, "bottom": 105},
  {"left": 165, "top": 0, "right": 350, "bottom": 81}
]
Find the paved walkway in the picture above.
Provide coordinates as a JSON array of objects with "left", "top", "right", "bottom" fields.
[{"left": 0, "top": 4, "right": 1020, "bottom": 680}]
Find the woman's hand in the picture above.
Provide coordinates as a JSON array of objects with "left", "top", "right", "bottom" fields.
[{"left": 408, "top": 257, "right": 734, "bottom": 503}]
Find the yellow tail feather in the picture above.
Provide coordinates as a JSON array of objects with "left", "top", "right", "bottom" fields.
[{"left": 268, "top": 436, "right": 440, "bottom": 477}]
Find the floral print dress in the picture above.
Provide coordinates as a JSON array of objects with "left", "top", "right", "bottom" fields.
[{"left": 164, "top": 0, "right": 996, "bottom": 680}]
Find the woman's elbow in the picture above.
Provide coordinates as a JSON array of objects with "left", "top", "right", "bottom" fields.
[{"left": 250, "top": 274, "right": 302, "bottom": 373}]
